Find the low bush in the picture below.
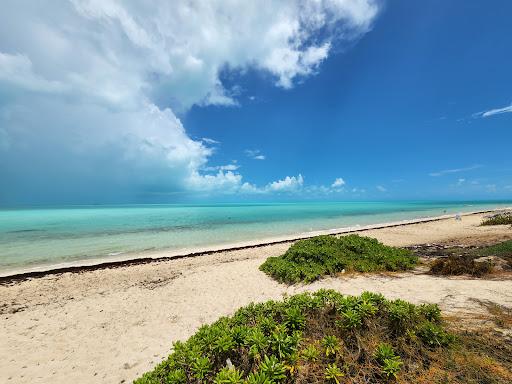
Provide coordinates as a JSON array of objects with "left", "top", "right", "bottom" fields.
[
  {"left": 478, "top": 239, "right": 512, "bottom": 255},
  {"left": 134, "top": 290, "right": 457, "bottom": 383},
  {"left": 429, "top": 255, "right": 493, "bottom": 277},
  {"left": 259, "top": 234, "right": 417, "bottom": 284},
  {"left": 481, "top": 212, "right": 512, "bottom": 226}
]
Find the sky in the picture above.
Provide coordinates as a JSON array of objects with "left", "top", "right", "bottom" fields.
[{"left": 0, "top": 0, "right": 511, "bottom": 205}]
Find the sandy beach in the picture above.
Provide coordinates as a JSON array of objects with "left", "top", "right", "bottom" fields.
[{"left": 1, "top": 212, "right": 512, "bottom": 384}]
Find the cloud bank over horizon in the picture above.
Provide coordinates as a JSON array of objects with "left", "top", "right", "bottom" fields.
[{"left": 0, "top": 0, "right": 380, "bottom": 204}]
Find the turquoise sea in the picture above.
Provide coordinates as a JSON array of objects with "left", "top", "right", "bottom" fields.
[{"left": 0, "top": 201, "right": 510, "bottom": 273}]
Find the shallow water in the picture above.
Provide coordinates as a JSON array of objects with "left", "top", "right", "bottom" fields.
[{"left": 0, "top": 201, "right": 510, "bottom": 272}]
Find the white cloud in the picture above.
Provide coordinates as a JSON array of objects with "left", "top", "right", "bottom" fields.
[
  {"left": 0, "top": 1, "right": 380, "bottom": 202},
  {"left": 201, "top": 137, "right": 220, "bottom": 145},
  {"left": 203, "top": 163, "right": 240, "bottom": 172},
  {"left": 187, "top": 173, "right": 305, "bottom": 195},
  {"left": 457, "top": 178, "right": 466, "bottom": 186},
  {"left": 474, "top": 103, "right": 512, "bottom": 118},
  {"left": 429, "top": 164, "right": 482, "bottom": 177},
  {"left": 186, "top": 170, "right": 243, "bottom": 192},
  {"left": 267, "top": 174, "right": 304, "bottom": 192},
  {"left": 376, "top": 185, "right": 387, "bottom": 192},
  {"left": 0, "top": 53, "right": 66, "bottom": 93},
  {"left": 331, "top": 177, "right": 346, "bottom": 188},
  {"left": 245, "top": 149, "right": 266, "bottom": 160}
]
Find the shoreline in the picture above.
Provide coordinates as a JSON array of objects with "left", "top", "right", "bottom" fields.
[
  {"left": 1, "top": 207, "right": 509, "bottom": 281},
  {"left": 2, "top": 211, "right": 511, "bottom": 384}
]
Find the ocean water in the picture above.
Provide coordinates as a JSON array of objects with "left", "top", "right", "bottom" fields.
[{"left": 0, "top": 201, "right": 510, "bottom": 273}]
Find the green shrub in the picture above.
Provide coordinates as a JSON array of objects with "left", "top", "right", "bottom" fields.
[
  {"left": 213, "top": 333, "right": 236, "bottom": 355},
  {"left": 247, "top": 328, "right": 268, "bottom": 358},
  {"left": 213, "top": 367, "right": 243, "bottom": 384},
  {"left": 269, "top": 325, "right": 300, "bottom": 359},
  {"left": 374, "top": 343, "right": 403, "bottom": 379},
  {"left": 481, "top": 212, "right": 512, "bottom": 226},
  {"left": 134, "top": 290, "right": 454, "bottom": 384},
  {"left": 381, "top": 357, "right": 403, "bottom": 379},
  {"left": 338, "top": 309, "right": 362, "bottom": 330},
  {"left": 387, "top": 299, "right": 418, "bottom": 333},
  {"left": 244, "top": 371, "right": 273, "bottom": 384},
  {"left": 260, "top": 234, "right": 417, "bottom": 284},
  {"left": 417, "top": 303, "right": 442, "bottom": 323},
  {"left": 300, "top": 344, "right": 320, "bottom": 361},
  {"left": 417, "top": 321, "right": 455, "bottom": 348},
  {"left": 321, "top": 335, "right": 340, "bottom": 357},
  {"left": 167, "top": 368, "right": 187, "bottom": 384},
  {"left": 324, "top": 363, "right": 344, "bottom": 383},
  {"left": 191, "top": 356, "right": 211, "bottom": 380},
  {"left": 258, "top": 355, "right": 287, "bottom": 382},
  {"left": 357, "top": 300, "right": 378, "bottom": 319},
  {"left": 283, "top": 307, "right": 305, "bottom": 331},
  {"left": 374, "top": 343, "right": 396, "bottom": 363}
]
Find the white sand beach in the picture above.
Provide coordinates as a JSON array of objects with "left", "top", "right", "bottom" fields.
[{"left": 1, "top": 212, "right": 512, "bottom": 384}]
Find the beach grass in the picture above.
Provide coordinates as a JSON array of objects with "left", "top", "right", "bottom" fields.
[{"left": 259, "top": 234, "right": 417, "bottom": 284}]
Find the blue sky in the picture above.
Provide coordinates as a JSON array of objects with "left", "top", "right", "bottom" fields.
[{"left": 0, "top": 0, "right": 511, "bottom": 204}]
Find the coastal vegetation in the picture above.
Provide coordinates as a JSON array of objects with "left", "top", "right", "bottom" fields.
[
  {"left": 481, "top": 212, "right": 512, "bottom": 226},
  {"left": 476, "top": 239, "right": 512, "bottom": 262},
  {"left": 429, "top": 255, "right": 493, "bottom": 277},
  {"left": 133, "top": 290, "right": 447, "bottom": 383},
  {"left": 134, "top": 290, "right": 512, "bottom": 384},
  {"left": 259, "top": 235, "right": 417, "bottom": 284},
  {"left": 429, "top": 240, "right": 512, "bottom": 276}
]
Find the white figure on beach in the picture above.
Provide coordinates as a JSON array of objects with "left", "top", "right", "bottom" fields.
[{"left": 455, "top": 212, "right": 462, "bottom": 221}]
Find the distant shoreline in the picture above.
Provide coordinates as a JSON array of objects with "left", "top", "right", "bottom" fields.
[{"left": 2, "top": 207, "right": 509, "bottom": 281}]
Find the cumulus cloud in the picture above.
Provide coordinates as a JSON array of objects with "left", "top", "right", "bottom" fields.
[
  {"left": 186, "top": 170, "right": 243, "bottom": 192},
  {"left": 267, "top": 174, "right": 304, "bottom": 192},
  {"left": 331, "top": 177, "right": 346, "bottom": 188},
  {"left": 376, "top": 185, "right": 387, "bottom": 192},
  {"left": 0, "top": 0, "right": 380, "bottom": 203},
  {"left": 187, "top": 173, "right": 306, "bottom": 195}
]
